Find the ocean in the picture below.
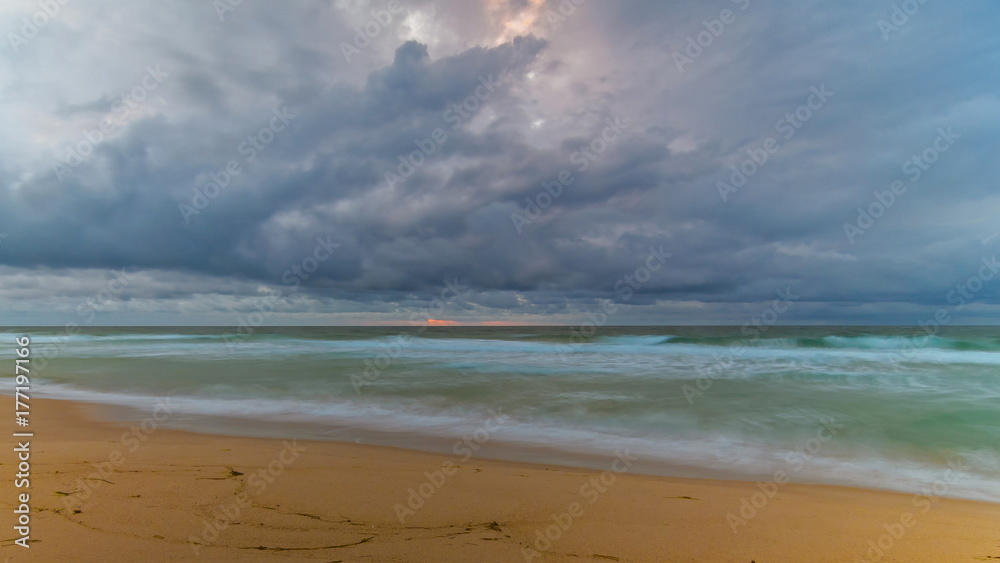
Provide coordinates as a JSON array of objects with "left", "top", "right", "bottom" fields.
[{"left": 5, "top": 326, "right": 1000, "bottom": 502}]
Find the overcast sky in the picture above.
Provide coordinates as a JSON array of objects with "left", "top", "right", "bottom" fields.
[{"left": 1, "top": 0, "right": 999, "bottom": 326}]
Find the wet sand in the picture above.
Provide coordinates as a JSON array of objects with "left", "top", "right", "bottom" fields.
[{"left": 1, "top": 398, "right": 998, "bottom": 562}]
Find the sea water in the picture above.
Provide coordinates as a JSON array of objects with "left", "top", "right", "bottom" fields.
[{"left": 3, "top": 326, "right": 999, "bottom": 502}]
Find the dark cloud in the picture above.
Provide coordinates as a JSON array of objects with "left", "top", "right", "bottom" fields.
[{"left": 1, "top": 0, "right": 999, "bottom": 324}]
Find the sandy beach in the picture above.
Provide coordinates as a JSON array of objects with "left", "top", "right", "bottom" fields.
[
  {"left": 4, "top": 0, "right": 1000, "bottom": 559},
  {"left": 0, "top": 398, "right": 995, "bottom": 562}
]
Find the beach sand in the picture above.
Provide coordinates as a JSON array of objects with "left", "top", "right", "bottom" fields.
[{"left": 1, "top": 398, "right": 998, "bottom": 562}]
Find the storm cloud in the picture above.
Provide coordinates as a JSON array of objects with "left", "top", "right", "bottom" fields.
[{"left": 1, "top": 0, "right": 999, "bottom": 325}]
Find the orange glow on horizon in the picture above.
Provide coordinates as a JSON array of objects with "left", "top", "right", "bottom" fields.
[{"left": 424, "top": 320, "right": 523, "bottom": 326}]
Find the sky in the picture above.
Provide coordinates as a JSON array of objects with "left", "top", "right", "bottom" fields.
[{"left": 1, "top": 0, "right": 999, "bottom": 326}]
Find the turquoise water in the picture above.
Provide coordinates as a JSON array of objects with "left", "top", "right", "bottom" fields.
[{"left": 4, "top": 326, "right": 1000, "bottom": 501}]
